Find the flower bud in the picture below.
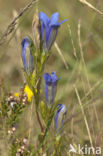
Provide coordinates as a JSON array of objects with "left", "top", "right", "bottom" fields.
[
  {"left": 55, "top": 104, "right": 67, "bottom": 133},
  {"left": 21, "top": 37, "right": 34, "bottom": 74}
]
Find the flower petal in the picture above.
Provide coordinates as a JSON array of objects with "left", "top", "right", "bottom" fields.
[
  {"left": 43, "top": 73, "right": 52, "bottom": 85},
  {"left": 49, "top": 12, "right": 59, "bottom": 26},
  {"left": 46, "top": 26, "right": 59, "bottom": 50},
  {"left": 40, "top": 22, "right": 45, "bottom": 40},
  {"left": 39, "top": 12, "right": 49, "bottom": 26},
  {"left": 59, "top": 19, "right": 68, "bottom": 24},
  {"left": 44, "top": 73, "right": 52, "bottom": 103},
  {"left": 51, "top": 82, "right": 57, "bottom": 104},
  {"left": 51, "top": 71, "right": 60, "bottom": 83}
]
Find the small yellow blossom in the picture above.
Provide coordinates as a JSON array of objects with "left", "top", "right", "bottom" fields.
[
  {"left": 14, "top": 85, "right": 33, "bottom": 102},
  {"left": 14, "top": 93, "right": 20, "bottom": 97},
  {"left": 24, "top": 85, "right": 33, "bottom": 102}
]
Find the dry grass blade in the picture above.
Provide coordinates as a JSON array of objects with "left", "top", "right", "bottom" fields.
[
  {"left": 78, "top": 19, "right": 100, "bottom": 130},
  {"left": 28, "top": 100, "right": 34, "bottom": 144},
  {"left": 12, "top": 10, "right": 21, "bottom": 40},
  {"left": 67, "top": 24, "right": 77, "bottom": 59},
  {"left": 54, "top": 42, "right": 69, "bottom": 70},
  {"left": 81, "top": 80, "right": 103, "bottom": 102},
  {"left": 0, "top": 0, "right": 38, "bottom": 46},
  {"left": 74, "top": 85, "right": 93, "bottom": 147},
  {"left": 78, "top": 20, "right": 85, "bottom": 64},
  {"left": 78, "top": 0, "right": 103, "bottom": 15}
]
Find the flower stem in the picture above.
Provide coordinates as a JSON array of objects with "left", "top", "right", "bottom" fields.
[{"left": 36, "top": 108, "right": 44, "bottom": 132}]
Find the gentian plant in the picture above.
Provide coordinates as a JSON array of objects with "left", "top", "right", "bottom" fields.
[
  {"left": 0, "top": 10, "right": 67, "bottom": 156},
  {"left": 21, "top": 10, "right": 67, "bottom": 155}
]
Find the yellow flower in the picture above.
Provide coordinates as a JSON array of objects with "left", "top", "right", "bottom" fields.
[
  {"left": 14, "top": 85, "right": 33, "bottom": 102},
  {"left": 14, "top": 93, "right": 20, "bottom": 97},
  {"left": 24, "top": 85, "right": 33, "bottom": 102}
]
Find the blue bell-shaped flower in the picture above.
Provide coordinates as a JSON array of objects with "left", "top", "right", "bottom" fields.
[
  {"left": 43, "top": 71, "right": 60, "bottom": 106},
  {"left": 21, "top": 37, "right": 34, "bottom": 74},
  {"left": 39, "top": 12, "right": 67, "bottom": 51}
]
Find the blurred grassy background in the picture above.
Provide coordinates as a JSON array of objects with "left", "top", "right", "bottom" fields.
[{"left": 0, "top": 0, "right": 103, "bottom": 154}]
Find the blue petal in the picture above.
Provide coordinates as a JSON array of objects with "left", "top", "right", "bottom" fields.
[
  {"left": 51, "top": 71, "right": 60, "bottom": 83},
  {"left": 44, "top": 73, "right": 52, "bottom": 104},
  {"left": 40, "top": 22, "right": 45, "bottom": 40},
  {"left": 46, "top": 26, "right": 59, "bottom": 50},
  {"left": 45, "top": 13, "right": 60, "bottom": 48},
  {"left": 60, "top": 19, "right": 68, "bottom": 24},
  {"left": 51, "top": 71, "right": 60, "bottom": 103},
  {"left": 39, "top": 12, "right": 49, "bottom": 26},
  {"left": 43, "top": 73, "right": 52, "bottom": 85},
  {"left": 45, "top": 26, "right": 51, "bottom": 47},
  {"left": 49, "top": 12, "right": 59, "bottom": 26},
  {"left": 39, "top": 12, "right": 49, "bottom": 47},
  {"left": 51, "top": 82, "right": 57, "bottom": 103}
]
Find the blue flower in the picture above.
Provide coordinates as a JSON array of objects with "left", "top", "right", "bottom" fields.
[
  {"left": 39, "top": 12, "right": 67, "bottom": 51},
  {"left": 21, "top": 37, "right": 34, "bottom": 74},
  {"left": 55, "top": 104, "right": 67, "bottom": 133},
  {"left": 43, "top": 71, "right": 60, "bottom": 106}
]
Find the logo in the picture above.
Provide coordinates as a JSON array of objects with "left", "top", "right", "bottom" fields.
[{"left": 69, "top": 144, "right": 102, "bottom": 155}]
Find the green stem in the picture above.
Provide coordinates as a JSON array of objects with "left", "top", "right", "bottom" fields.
[
  {"left": 34, "top": 78, "right": 44, "bottom": 133},
  {"left": 36, "top": 108, "right": 44, "bottom": 132}
]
